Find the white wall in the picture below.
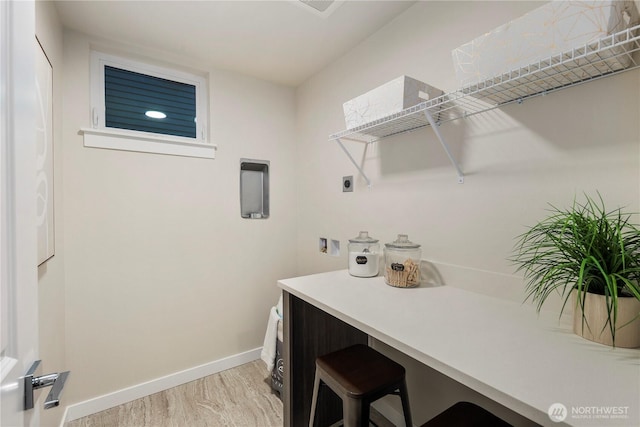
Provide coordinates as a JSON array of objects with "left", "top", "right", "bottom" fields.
[
  {"left": 294, "top": 1, "right": 639, "bottom": 425},
  {"left": 61, "top": 30, "right": 298, "bottom": 405},
  {"left": 35, "top": 2, "right": 66, "bottom": 426}
]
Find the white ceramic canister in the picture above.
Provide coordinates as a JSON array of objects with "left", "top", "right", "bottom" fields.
[{"left": 348, "top": 231, "right": 380, "bottom": 277}]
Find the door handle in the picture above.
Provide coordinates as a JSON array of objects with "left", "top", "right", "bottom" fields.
[{"left": 24, "top": 360, "right": 70, "bottom": 410}]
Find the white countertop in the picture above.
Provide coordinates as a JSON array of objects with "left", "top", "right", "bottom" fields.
[{"left": 278, "top": 270, "right": 640, "bottom": 426}]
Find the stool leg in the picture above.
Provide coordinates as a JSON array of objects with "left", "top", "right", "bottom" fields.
[
  {"left": 343, "top": 397, "right": 368, "bottom": 427},
  {"left": 398, "top": 380, "right": 413, "bottom": 427},
  {"left": 309, "top": 371, "right": 321, "bottom": 427}
]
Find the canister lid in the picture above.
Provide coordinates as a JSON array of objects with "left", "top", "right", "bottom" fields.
[
  {"left": 349, "top": 231, "right": 379, "bottom": 243},
  {"left": 385, "top": 234, "right": 420, "bottom": 249}
]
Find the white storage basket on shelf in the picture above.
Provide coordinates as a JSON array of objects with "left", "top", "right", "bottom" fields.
[
  {"left": 342, "top": 76, "right": 443, "bottom": 129},
  {"left": 452, "top": 0, "right": 639, "bottom": 95}
]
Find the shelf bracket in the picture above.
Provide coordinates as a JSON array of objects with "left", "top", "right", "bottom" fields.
[
  {"left": 335, "top": 138, "right": 372, "bottom": 188},
  {"left": 423, "top": 110, "right": 464, "bottom": 184}
]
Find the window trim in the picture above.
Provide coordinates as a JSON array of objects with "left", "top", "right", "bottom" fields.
[{"left": 86, "top": 51, "right": 216, "bottom": 159}]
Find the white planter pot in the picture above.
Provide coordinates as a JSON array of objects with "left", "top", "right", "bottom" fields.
[{"left": 572, "top": 290, "right": 640, "bottom": 348}]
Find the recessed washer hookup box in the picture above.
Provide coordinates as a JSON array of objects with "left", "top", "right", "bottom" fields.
[
  {"left": 451, "top": 0, "right": 639, "bottom": 89},
  {"left": 240, "top": 159, "right": 269, "bottom": 219},
  {"left": 342, "top": 76, "right": 443, "bottom": 129}
]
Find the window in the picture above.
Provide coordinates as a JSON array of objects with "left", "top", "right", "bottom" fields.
[
  {"left": 104, "top": 66, "right": 196, "bottom": 138},
  {"left": 84, "top": 51, "right": 215, "bottom": 159}
]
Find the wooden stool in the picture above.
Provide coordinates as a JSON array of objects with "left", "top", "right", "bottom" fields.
[
  {"left": 421, "top": 401, "right": 512, "bottom": 427},
  {"left": 309, "top": 344, "right": 412, "bottom": 427}
]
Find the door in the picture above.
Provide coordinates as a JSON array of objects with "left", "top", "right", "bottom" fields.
[{"left": 1, "top": 1, "right": 40, "bottom": 426}]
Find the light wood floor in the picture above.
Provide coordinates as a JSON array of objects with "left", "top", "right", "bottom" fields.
[
  {"left": 66, "top": 360, "right": 283, "bottom": 427},
  {"left": 66, "top": 360, "right": 396, "bottom": 427}
]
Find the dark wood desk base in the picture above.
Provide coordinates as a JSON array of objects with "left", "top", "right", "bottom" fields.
[{"left": 283, "top": 291, "right": 368, "bottom": 427}]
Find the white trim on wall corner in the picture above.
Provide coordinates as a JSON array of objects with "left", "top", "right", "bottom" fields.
[{"left": 61, "top": 347, "right": 262, "bottom": 426}]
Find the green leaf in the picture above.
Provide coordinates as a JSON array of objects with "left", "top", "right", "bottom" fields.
[{"left": 510, "top": 192, "right": 640, "bottom": 346}]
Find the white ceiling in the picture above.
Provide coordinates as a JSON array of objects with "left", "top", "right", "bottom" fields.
[{"left": 54, "top": 0, "right": 417, "bottom": 86}]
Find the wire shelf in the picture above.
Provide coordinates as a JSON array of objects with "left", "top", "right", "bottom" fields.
[
  {"left": 329, "top": 24, "right": 640, "bottom": 144},
  {"left": 461, "top": 25, "right": 640, "bottom": 105}
]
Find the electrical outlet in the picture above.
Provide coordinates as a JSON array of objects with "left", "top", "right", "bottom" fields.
[{"left": 343, "top": 175, "right": 353, "bottom": 192}]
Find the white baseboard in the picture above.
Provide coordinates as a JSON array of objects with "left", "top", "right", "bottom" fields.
[{"left": 61, "top": 347, "right": 262, "bottom": 426}]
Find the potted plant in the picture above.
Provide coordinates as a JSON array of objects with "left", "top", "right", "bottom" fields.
[{"left": 512, "top": 193, "right": 640, "bottom": 348}]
